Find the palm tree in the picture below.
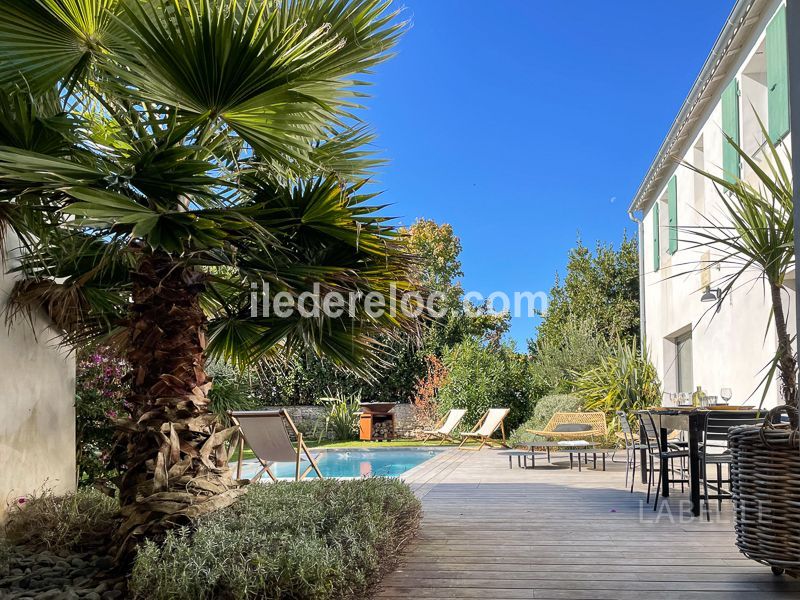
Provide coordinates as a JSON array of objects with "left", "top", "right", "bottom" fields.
[
  {"left": 683, "top": 120, "right": 797, "bottom": 425},
  {"left": 0, "top": 0, "right": 417, "bottom": 553}
]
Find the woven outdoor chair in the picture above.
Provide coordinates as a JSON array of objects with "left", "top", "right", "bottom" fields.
[{"left": 527, "top": 412, "right": 608, "bottom": 442}]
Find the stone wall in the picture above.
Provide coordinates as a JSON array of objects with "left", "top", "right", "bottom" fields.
[
  {"left": 278, "top": 403, "right": 425, "bottom": 440},
  {"left": 392, "top": 403, "right": 426, "bottom": 438},
  {"left": 0, "top": 234, "right": 76, "bottom": 519}
]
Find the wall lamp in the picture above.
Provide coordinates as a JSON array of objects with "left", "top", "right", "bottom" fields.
[{"left": 701, "top": 287, "right": 721, "bottom": 303}]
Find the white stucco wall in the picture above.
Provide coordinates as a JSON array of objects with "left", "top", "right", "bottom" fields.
[
  {"left": 0, "top": 234, "right": 76, "bottom": 517},
  {"left": 641, "top": 1, "right": 794, "bottom": 408}
]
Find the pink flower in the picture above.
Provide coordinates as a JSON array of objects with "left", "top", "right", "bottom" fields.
[{"left": 16, "top": 497, "right": 27, "bottom": 505}]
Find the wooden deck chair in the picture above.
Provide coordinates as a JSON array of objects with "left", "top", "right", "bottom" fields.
[
  {"left": 421, "top": 409, "right": 467, "bottom": 444},
  {"left": 458, "top": 408, "right": 510, "bottom": 450},
  {"left": 230, "top": 409, "right": 323, "bottom": 482}
]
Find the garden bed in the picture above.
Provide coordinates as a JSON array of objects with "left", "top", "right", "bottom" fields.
[{"left": 1, "top": 479, "right": 421, "bottom": 600}]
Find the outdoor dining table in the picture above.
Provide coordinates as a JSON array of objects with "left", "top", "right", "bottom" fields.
[{"left": 636, "top": 407, "right": 765, "bottom": 517}]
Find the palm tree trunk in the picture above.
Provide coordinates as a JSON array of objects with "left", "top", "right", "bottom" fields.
[
  {"left": 114, "top": 252, "right": 245, "bottom": 556},
  {"left": 770, "top": 282, "right": 798, "bottom": 426}
]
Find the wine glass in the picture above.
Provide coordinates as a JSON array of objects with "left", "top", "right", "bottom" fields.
[{"left": 720, "top": 387, "right": 732, "bottom": 405}]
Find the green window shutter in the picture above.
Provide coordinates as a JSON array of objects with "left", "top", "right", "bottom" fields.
[
  {"left": 652, "top": 203, "right": 660, "bottom": 271},
  {"left": 767, "top": 6, "right": 789, "bottom": 142},
  {"left": 668, "top": 176, "right": 678, "bottom": 254},
  {"left": 721, "top": 79, "right": 740, "bottom": 182}
]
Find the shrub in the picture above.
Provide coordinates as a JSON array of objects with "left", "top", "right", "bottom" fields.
[
  {"left": 437, "top": 338, "right": 532, "bottom": 431},
  {"left": 528, "top": 317, "right": 607, "bottom": 399},
  {"left": 572, "top": 337, "right": 661, "bottom": 428},
  {"left": 508, "top": 394, "right": 582, "bottom": 446},
  {"left": 317, "top": 392, "right": 361, "bottom": 441},
  {"left": 75, "top": 346, "right": 129, "bottom": 486},
  {"left": 411, "top": 355, "right": 448, "bottom": 427},
  {"left": 130, "top": 479, "right": 422, "bottom": 600},
  {"left": 3, "top": 488, "right": 118, "bottom": 553}
]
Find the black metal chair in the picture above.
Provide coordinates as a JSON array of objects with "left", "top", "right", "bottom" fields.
[
  {"left": 700, "top": 410, "right": 764, "bottom": 520},
  {"left": 615, "top": 410, "right": 644, "bottom": 493},
  {"left": 640, "top": 411, "right": 689, "bottom": 511}
]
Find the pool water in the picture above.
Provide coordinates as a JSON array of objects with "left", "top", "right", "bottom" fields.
[{"left": 242, "top": 448, "right": 445, "bottom": 480}]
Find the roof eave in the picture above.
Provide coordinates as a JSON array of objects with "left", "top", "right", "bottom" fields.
[{"left": 628, "top": 0, "right": 760, "bottom": 214}]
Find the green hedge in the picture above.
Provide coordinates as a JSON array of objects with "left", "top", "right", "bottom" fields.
[{"left": 131, "top": 479, "right": 422, "bottom": 600}]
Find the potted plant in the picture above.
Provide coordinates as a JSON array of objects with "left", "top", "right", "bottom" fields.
[{"left": 685, "top": 120, "right": 799, "bottom": 576}]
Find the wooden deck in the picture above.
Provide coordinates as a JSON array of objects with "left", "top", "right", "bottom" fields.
[{"left": 378, "top": 448, "right": 800, "bottom": 599}]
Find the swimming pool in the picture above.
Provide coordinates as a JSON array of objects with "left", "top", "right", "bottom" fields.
[{"left": 240, "top": 447, "right": 446, "bottom": 480}]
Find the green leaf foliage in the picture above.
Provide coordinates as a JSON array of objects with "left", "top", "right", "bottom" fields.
[
  {"left": 528, "top": 316, "right": 607, "bottom": 399},
  {"left": 0, "top": 0, "right": 417, "bottom": 376},
  {"left": 534, "top": 235, "right": 640, "bottom": 348},
  {"left": 680, "top": 115, "right": 797, "bottom": 410},
  {"left": 436, "top": 338, "right": 532, "bottom": 431},
  {"left": 572, "top": 338, "right": 661, "bottom": 426}
]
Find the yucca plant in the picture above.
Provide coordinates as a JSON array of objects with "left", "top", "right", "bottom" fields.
[
  {"left": 681, "top": 118, "right": 797, "bottom": 425},
  {"left": 317, "top": 392, "right": 361, "bottom": 441},
  {"left": 573, "top": 337, "right": 661, "bottom": 429},
  {"left": 0, "top": 0, "right": 415, "bottom": 554}
]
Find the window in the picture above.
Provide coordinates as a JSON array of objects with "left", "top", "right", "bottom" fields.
[
  {"left": 675, "top": 333, "right": 694, "bottom": 394},
  {"left": 741, "top": 38, "right": 768, "bottom": 155},
  {"left": 692, "top": 137, "right": 706, "bottom": 213}
]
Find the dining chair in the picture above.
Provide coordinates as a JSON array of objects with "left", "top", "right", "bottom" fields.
[
  {"left": 639, "top": 411, "right": 689, "bottom": 512},
  {"left": 700, "top": 410, "right": 764, "bottom": 520},
  {"left": 615, "top": 411, "right": 643, "bottom": 493}
]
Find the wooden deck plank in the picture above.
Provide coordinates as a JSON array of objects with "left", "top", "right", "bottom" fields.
[{"left": 375, "top": 448, "right": 798, "bottom": 599}]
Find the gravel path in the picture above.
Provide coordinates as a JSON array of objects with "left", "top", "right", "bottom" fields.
[{"left": 0, "top": 547, "right": 128, "bottom": 599}]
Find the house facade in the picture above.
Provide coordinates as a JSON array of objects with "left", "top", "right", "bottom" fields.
[
  {"left": 629, "top": 0, "right": 795, "bottom": 406},
  {"left": 0, "top": 234, "right": 76, "bottom": 518}
]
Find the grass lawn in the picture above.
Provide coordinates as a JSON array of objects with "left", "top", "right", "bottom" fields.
[{"left": 230, "top": 438, "right": 457, "bottom": 463}]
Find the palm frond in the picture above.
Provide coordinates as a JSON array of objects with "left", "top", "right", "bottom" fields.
[
  {"left": 678, "top": 114, "right": 797, "bottom": 408},
  {"left": 113, "top": 0, "right": 405, "bottom": 169},
  {"left": 0, "top": 0, "right": 120, "bottom": 92}
]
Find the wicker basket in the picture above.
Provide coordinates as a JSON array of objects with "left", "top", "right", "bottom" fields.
[{"left": 728, "top": 405, "right": 800, "bottom": 576}]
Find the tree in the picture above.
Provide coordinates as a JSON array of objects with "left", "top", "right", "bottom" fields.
[
  {"left": 400, "top": 218, "right": 463, "bottom": 307},
  {"left": 534, "top": 236, "right": 640, "bottom": 347},
  {"left": 400, "top": 218, "right": 508, "bottom": 350},
  {"left": 0, "top": 0, "right": 413, "bottom": 552}
]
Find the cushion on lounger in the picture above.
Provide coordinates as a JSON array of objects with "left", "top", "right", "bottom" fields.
[{"left": 553, "top": 423, "right": 593, "bottom": 433}]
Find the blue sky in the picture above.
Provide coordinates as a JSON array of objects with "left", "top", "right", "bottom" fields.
[{"left": 366, "top": 0, "right": 735, "bottom": 347}]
